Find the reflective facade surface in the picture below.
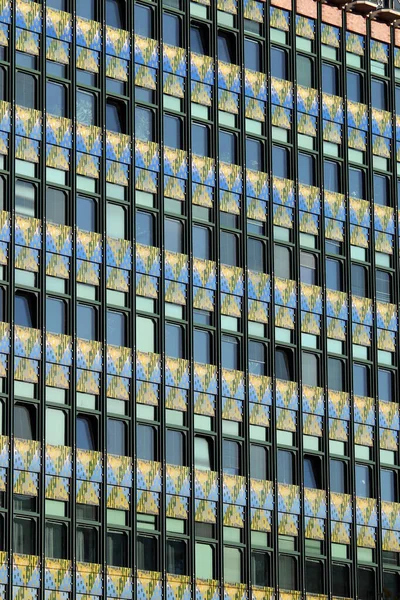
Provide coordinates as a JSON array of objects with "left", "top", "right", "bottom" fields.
[{"left": 1, "top": 0, "right": 400, "bottom": 597}]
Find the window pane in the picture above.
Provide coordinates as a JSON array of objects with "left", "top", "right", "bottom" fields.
[
  {"left": 330, "top": 459, "right": 346, "bottom": 493},
  {"left": 137, "top": 536, "right": 157, "bottom": 571},
  {"left": 326, "top": 258, "right": 342, "bottom": 291},
  {"left": 77, "top": 304, "right": 95, "bottom": 340},
  {"left": 166, "top": 540, "right": 186, "bottom": 575},
  {"left": 137, "top": 425, "right": 155, "bottom": 461},
  {"left": 298, "top": 153, "right": 315, "bottom": 186},
  {"left": 274, "top": 246, "right": 291, "bottom": 279},
  {"left": 328, "top": 358, "right": 344, "bottom": 391},
  {"left": 371, "top": 78, "right": 386, "bottom": 110},
  {"left": 195, "top": 437, "right": 211, "bottom": 471},
  {"left": 272, "top": 146, "right": 288, "bottom": 179},
  {"left": 47, "top": 81, "right": 65, "bottom": 117},
  {"left": 277, "top": 450, "right": 293, "bottom": 484},
  {"left": 306, "top": 560, "right": 323, "bottom": 594},
  {"left": 196, "top": 543, "right": 213, "bottom": 580},
  {"left": 76, "top": 526, "right": 98, "bottom": 563},
  {"left": 14, "top": 518, "right": 35, "bottom": 555},
  {"left": 77, "top": 415, "right": 97, "bottom": 451},
  {"left": 224, "top": 547, "right": 241, "bottom": 583},
  {"left": 300, "top": 252, "right": 316, "bottom": 285},
  {"left": 297, "top": 54, "right": 313, "bottom": 87},
  {"left": 136, "top": 211, "right": 154, "bottom": 246},
  {"left": 135, "top": 107, "right": 153, "bottom": 141},
  {"left": 248, "top": 238, "right": 265, "bottom": 272},
  {"left": 219, "top": 131, "right": 236, "bottom": 164},
  {"left": 135, "top": 4, "right": 152, "bottom": 37},
  {"left": 218, "top": 32, "right": 235, "bottom": 64},
  {"left": 353, "top": 363, "right": 369, "bottom": 397},
  {"left": 304, "top": 456, "right": 321, "bottom": 489},
  {"left": 14, "top": 405, "right": 34, "bottom": 440},
  {"left": 106, "top": 0, "right": 124, "bottom": 29},
  {"left": 16, "top": 180, "right": 35, "bottom": 217},
  {"left": 376, "top": 270, "right": 391, "bottom": 303},
  {"left": 163, "top": 13, "right": 181, "bottom": 46},
  {"left": 191, "top": 25, "right": 207, "bottom": 55},
  {"left": 136, "top": 317, "right": 155, "bottom": 353},
  {"left": 77, "top": 196, "right": 96, "bottom": 231},
  {"left": 193, "top": 225, "right": 210, "bottom": 260},
  {"left": 194, "top": 329, "right": 211, "bottom": 364},
  {"left": 46, "top": 522, "right": 67, "bottom": 559},
  {"left": 46, "top": 298, "right": 65, "bottom": 334},
  {"left": 107, "top": 310, "right": 125, "bottom": 346},
  {"left": 374, "top": 173, "right": 389, "bottom": 206},
  {"left": 76, "top": 0, "right": 95, "bottom": 19},
  {"left": 378, "top": 369, "right": 393, "bottom": 402},
  {"left": 352, "top": 264, "right": 367, "bottom": 297},
  {"left": 251, "top": 552, "right": 269, "bottom": 587},
  {"left": 107, "top": 418, "right": 126, "bottom": 455},
  {"left": 381, "top": 469, "right": 396, "bottom": 502},
  {"left": 165, "top": 323, "right": 183, "bottom": 359},
  {"left": 322, "top": 63, "right": 337, "bottom": 95},
  {"left": 302, "top": 353, "right": 318, "bottom": 387},
  {"left": 192, "top": 123, "right": 209, "bottom": 157},
  {"left": 165, "top": 218, "right": 183, "bottom": 253},
  {"left": 271, "top": 47, "right": 287, "bottom": 79},
  {"left": 357, "top": 567, "right": 375, "bottom": 600},
  {"left": 332, "top": 564, "right": 350, "bottom": 597},
  {"left": 245, "top": 38, "right": 261, "bottom": 71},
  {"left": 250, "top": 445, "right": 267, "bottom": 480},
  {"left": 349, "top": 167, "right": 365, "bottom": 199},
  {"left": 107, "top": 531, "right": 127, "bottom": 567},
  {"left": 164, "top": 114, "right": 182, "bottom": 149},
  {"left": 16, "top": 72, "right": 36, "bottom": 109},
  {"left": 248, "top": 341, "right": 266, "bottom": 375},
  {"left": 107, "top": 203, "right": 125, "bottom": 239},
  {"left": 275, "top": 348, "right": 293, "bottom": 381},
  {"left": 106, "top": 100, "right": 125, "bottom": 133},
  {"left": 324, "top": 160, "right": 340, "bottom": 192},
  {"left": 15, "top": 292, "right": 36, "bottom": 328},
  {"left": 166, "top": 430, "right": 184, "bottom": 465},
  {"left": 222, "top": 336, "right": 238, "bottom": 370},
  {"left": 223, "top": 440, "right": 240, "bottom": 475},
  {"left": 347, "top": 71, "right": 362, "bottom": 103},
  {"left": 47, "top": 188, "right": 66, "bottom": 225},
  {"left": 246, "top": 138, "right": 262, "bottom": 171},
  {"left": 356, "top": 464, "right": 371, "bottom": 498},
  {"left": 77, "top": 90, "right": 95, "bottom": 125},
  {"left": 220, "top": 232, "right": 238, "bottom": 266},
  {"left": 46, "top": 408, "right": 65, "bottom": 445},
  {"left": 279, "top": 555, "right": 296, "bottom": 590}
]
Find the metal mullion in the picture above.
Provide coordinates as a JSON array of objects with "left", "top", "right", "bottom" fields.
[
  {"left": 100, "top": 0, "right": 107, "bottom": 576},
  {"left": 291, "top": 2, "right": 306, "bottom": 594},
  {"left": 7, "top": 0, "right": 16, "bottom": 594}
]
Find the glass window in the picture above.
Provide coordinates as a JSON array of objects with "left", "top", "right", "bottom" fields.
[
  {"left": 223, "top": 440, "right": 240, "bottom": 475},
  {"left": 45, "top": 522, "right": 67, "bottom": 559},
  {"left": 302, "top": 352, "right": 318, "bottom": 387},
  {"left": 106, "top": 0, "right": 124, "bottom": 29},
  {"left": 14, "top": 404, "right": 34, "bottom": 440},
  {"left": 46, "top": 298, "right": 65, "bottom": 334},
  {"left": 165, "top": 218, "right": 183, "bottom": 253},
  {"left": 76, "top": 0, "right": 95, "bottom": 19},
  {"left": 328, "top": 358, "right": 344, "bottom": 391},
  {"left": 14, "top": 518, "right": 35, "bottom": 555},
  {"left": 298, "top": 153, "right": 315, "bottom": 186},
  {"left": 245, "top": 38, "right": 261, "bottom": 71},
  {"left": 373, "top": 173, "right": 389, "bottom": 206},
  {"left": 46, "top": 408, "right": 65, "bottom": 446},
  {"left": 357, "top": 567, "right": 375, "bottom": 600},
  {"left": 135, "top": 4, "right": 152, "bottom": 37},
  {"left": 164, "top": 114, "right": 182, "bottom": 150},
  {"left": 353, "top": 363, "right": 369, "bottom": 397},
  {"left": 136, "top": 211, "right": 154, "bottom": 246},
  {"left": 76, "top": 90, "right": 96, "bottom": 125},
  {"left": 376, "top": 270, "right": 392, "bottom": 303},
  {"left": 371, "top": 78, "right": 387, "bottom": 110},
  {"left": 165, "top": 323, "right": 184, "bottom": 359},
  {"left": 352, "top": 264, "right": 368, "bottom": 298},
  {"left": 274, "top": 245, "right": 291, "bottom": 279},
  {"left": 166, "top": 540, "right": 186, "bottom": 575},
  {"left": 251, "top": 552, "right": 269, "bottom": 587},
  {"left": 220, "top": 231, "right": 238, "bottom": 267},
  {"left": 137, "top": 536, "right": 157, "bottom": 571},
  {"left": 107, "top": 418, "right": 126, "bottom": 455},
  {"left": 324, "top": 160, "right": 340, "bottom": 192},
  {"left": 193, "top": 225, "right": 210, "bottom": 260},
  {"left": 326, "top": 258, "right": 342, "bottom": 291},
  {"left": 107, "top": 203, "right": 125, "bottom": 239},
  {"left": 137, "top": 425, "right": 155, "bottom": 461},
  {"left": 195, "top": 436, "right": 212, "bottom": 471},
  {"left": 16, "top": 72, "right": 36, "bottom": 109},
  {"left": 224, "top": 547, "right": 242, "bottom": 583},
  {"left": 356, "top": 464, "right": 371, "bottom": 498},
  {"left": 330, "top": 459, "right": 346, "bottom": 493},
  {"left": 306, "top": 560, "right": 323, "bottom": 594},
  {"left": 77, "top": 196, "right": 96, "bottom": 231},
  {"left": 381, "top": 469, "right": 396, "bottom": 502},
  {"left": 135, "top": 107, "right": 153, "bottom": 142},
  {"left": 194, "top": 329, "right": 211, "bottom": 364},
  {"left": 279, "top": 555, "right": 296, "bottom": 590},
  {"left": 16, "top": 180, "right": 35, "bottom": 217},
  {"left": 219, "top": 130, "right": 236, "bottom": 164},
  {"left": 77, "top": 304, "right": 96, "bottom": 341},
  {"left": 218, "top": 31, "right": 236, "bottom": 64},
  {"left": 107, "top": 531, "right": 127, "bottom": 567},
  {"left": 196, "top": 543, "right": 213, "bottom": 580},
  {"left": 15, "top": 292, "right": 36, "bottom": 328},
  {"left": 347, "top": 70, "right": 362, "bottom": 103},
  {"left": 332, "top": 564, "right": 350, "bottom": 597},
  {"left": 77, "top": 415, "right": 97, "bottom": 451},
  {"left": 276, "top": 347, "right": 293, "bottom": 381},
  {"left": 349, "top": 167, "right": 365, "bottom": 199},
  {"left": 222, "top": 335, "right": 239, "bottom": 370},
  {"left": 297, "top": 54, "right": 313, "bottom": 87},
  {"left": 248, "top": 341, "right": 266, "bottom": 376},
  {"left": 107, "top": 310, "right": 125, "bottom": 347},
  {"left": 271, "top": 47, "right": 287, "bottom": 79},
  {"left": 191, "top": 24, "right": 208, "bottom": 55},
  {"left": 250, "top": 445, "right": 267, "bottom": 480},
  {"left": 300, "top": 252, "right": 316, "bottom": 285},
  {"left": 248, "top": 238, "right": 265, "bottom": 272},
  {"left": 322, "top": 62, "right": 338, "bottom": 95},
  {"left": 272, "top": 146, "right": 289, "bottom": 179},
  {"left": 166, "top": 430, "right": 184, "bottom": 465},
  {"left": 378, "top": 369, "right": 393, "bottom": 402},
  {"left": 304, "top": 455, "right": 321, "bottom": 489},
  {"left": 47, "top": 81, "right": 66, "bottom": 117},
  {"left": 47, "top": 188, "right": 66, "bottom": 225},
  {"left": 136, "top": 316, "right": 155, "bottom": 353},
  {"left": 163, "top": 12, "right": 181, "bottom": 47},
  {"left": 192, "top": 123, "right": 209, "bottom": 157},
  {"left": 106, "top": 99, "right": 126, "bottom": 133},
  {"left": 76, "top": 526, "right": 98, "bottom": 563},
  {"left": 246, "top": 138, "right": 263, "bottom": 171},
  {"left": 383, "top": 571, "right": 400, "bottom": 599}
]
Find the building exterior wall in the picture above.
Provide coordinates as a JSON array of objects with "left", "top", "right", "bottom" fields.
[{"left": 0, "top": 0, "right": 399, "bottom": 598}]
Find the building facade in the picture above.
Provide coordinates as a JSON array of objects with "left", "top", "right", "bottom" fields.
[{"left": 1, "top": 0, "right": 400, "bottom": 597}]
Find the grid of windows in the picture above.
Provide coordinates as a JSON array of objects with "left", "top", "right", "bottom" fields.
[{"left": 1, "top": 0, "right": 400, "bottom": 598}]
